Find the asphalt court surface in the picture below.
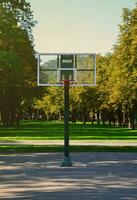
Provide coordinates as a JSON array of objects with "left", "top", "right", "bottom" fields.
[{"left": 0, "top": 153, "right": 137, "bottom": 200}]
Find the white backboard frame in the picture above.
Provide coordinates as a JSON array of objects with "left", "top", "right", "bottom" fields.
[{"left": 37, "top": 53, "right": 96, "bottom": 86}]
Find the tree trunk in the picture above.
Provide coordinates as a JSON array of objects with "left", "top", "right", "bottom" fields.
[
  {"left": 116, "top": 107, "right": 123, "bottom": 127},
  {"left": 101, "top": 110, "right": 106, "bottom": 126},
  {"left": 71, "top": 110, "right": 77, "bottom": 123},
  {"left": 97, "top": 110, "right": 100, "bottom": 125}
]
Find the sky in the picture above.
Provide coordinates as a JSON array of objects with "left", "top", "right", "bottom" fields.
[{"left": 27, "top": 0, "right": 136, "bottom": 54}]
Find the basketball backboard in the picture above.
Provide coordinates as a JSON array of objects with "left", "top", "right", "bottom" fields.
[{"left": 37, "top": 53, "right": 96, "bottom": 86}]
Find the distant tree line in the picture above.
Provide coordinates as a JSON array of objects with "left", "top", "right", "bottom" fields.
[{"left": 0, "top": 1, "right": 137, "bottom": 129}]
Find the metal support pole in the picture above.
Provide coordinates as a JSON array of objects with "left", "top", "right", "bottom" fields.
[{"left": 61, "top": 80, "right": 72, "bottom": 167}]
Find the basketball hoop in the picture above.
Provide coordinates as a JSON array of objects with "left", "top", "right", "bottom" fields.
[
  {"left": 37, "top": 53, "right": 96, "bottom": 167},
  {"left": 61, "top": 79, "right": 74, "bottom": 86}
]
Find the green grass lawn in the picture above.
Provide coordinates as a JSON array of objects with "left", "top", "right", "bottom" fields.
[
  {"left": 1, "top": 145, "right": 137, "bottom": 153},
  {"left": 0, "top": 121, "right": 137, "bottom": 152},
  {"left": 0, "top": 120, "right": 137, "bottom": 141}
]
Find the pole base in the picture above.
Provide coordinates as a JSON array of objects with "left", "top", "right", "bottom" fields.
[{"left": 61, "top": 156, "right": 72, "bottom": 167}]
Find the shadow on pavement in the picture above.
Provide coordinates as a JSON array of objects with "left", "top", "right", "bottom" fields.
[{"left": 0, "top": 153, "right": 137, "bottom": 200}]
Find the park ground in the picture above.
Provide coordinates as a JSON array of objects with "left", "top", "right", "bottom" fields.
[
  {"left": 1, "top": 121, "right": 137, "bottom": 199},
  {"left": 0, "top": 121, "right": 137, "bottom": 152}
]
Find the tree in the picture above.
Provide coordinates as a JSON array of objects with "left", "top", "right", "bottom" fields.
[
  {"left": 0, "top": 0, "right": 36, "bottom": 127},
  {"left": 34, "top": 87, "right": 64, "bottom": 120},
  {"left": 109, "top": 5, "right": 137, "bottom": 128}
]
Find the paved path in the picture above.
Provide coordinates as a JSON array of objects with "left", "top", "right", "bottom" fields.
[
  {"left": 1, "top": 140, "right": 137, "bottom": 146},
  {"left": 0, "top": 153, "right": 137, "bottom": 199}
]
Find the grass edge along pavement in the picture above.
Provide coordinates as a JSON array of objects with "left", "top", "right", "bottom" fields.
[
  {"left": 1, "top": 145, "right": 137, "bottom": 153},
  {"left": 0, "top": 121, "right": 137, "bottom": 153}
]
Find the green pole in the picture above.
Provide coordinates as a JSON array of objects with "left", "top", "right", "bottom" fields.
[{"left": 61, "top": 80, "right": 72, "bottom": 167}]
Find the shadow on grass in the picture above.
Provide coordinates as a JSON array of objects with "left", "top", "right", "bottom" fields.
[{"left": 1, "top": 145, "right": 137, "bottom": 153}]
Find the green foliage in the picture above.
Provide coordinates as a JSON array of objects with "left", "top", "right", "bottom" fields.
[
  {"left": 0, "top": 0, "right": 36, "bottom": 127},
  {"left": 34, "top": 87, "right": 64, "bottom": 120}
]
